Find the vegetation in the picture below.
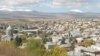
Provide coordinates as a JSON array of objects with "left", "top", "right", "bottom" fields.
[
  {"left": 0, "top": 41, "right": 29, "bottom": 56},
  {"left": 26, "top": 39, "right": 45, "bottom": 56},
  {"left": 61, "top": 37, "right": 66, "bottom": 44},
  {"left": 81, "top": 39, "right": 95, "bottom": 47},
  {"left": 41, "top": 37, "right": 52, "bottom": 44},
  {"left": 0, "top": 38, "right": 68, "bottom": 56},
  {"left": 44, "top": 47, "right": 68, "bottom": 56}
]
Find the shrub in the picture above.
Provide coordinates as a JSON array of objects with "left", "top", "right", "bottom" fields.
[
  {"left": 82, "top": 39, "right": 95, "bottom": 47},
  {"left": 0, "top": 41, "right": 29, "bottom": 56},
  {"left": 44, "top": 47, "right": 68, "bottom": 56},
  {"left": 26, "top": 39, "right": 45, "bottom": 56}
]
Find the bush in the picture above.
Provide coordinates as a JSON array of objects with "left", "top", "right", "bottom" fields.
[
  {"left": 44, "top": 47, "right": 68, "bottom": 56},
  {"left": 82, "top": 39, "right": 95, "bottom": 47},
  {"left": 0, "top": 39, "right": 69, "bottom": 56},
  {"left": 0, "top": 41, "right": 29, "bottom": 56},
  {"left": 26, "top": 39, "right": 45, "bottom": 56}
]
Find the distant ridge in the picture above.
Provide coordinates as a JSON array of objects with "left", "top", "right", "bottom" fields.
[{"left": 0, "top": 11, "right": 100, "bottom": 19}]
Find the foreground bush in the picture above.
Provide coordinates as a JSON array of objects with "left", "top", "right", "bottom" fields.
[
  {"left": 26, "top": 39, "right": 45, "bottom": 56},
  {"left": 44, "top": 47, "right": 68, "bottom": 56},
  {"left": 0, "top": 39, "right": 68, "bottom": 56},
  {"left": 0, "top": 41, "right": 29, "bottom": 56}
]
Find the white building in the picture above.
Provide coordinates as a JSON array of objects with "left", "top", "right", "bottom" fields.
[{"left": 45, "top": 42, "right": 54, "bottom": 50}]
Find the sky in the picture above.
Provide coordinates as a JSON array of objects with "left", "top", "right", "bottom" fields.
[{"left": 0, "top": 0, "right": 100, "bottom": 13}]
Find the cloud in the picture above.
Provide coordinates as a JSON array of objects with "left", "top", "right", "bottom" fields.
[
  {"left": 0, "top": 7, "right": 32, "bottom": 11},
  {"left": 0, "top": 0, "right": 100, "bottom": 12},
  {"left": 49, "top": 0, "right": 100, "bottom": 12},
  {"left": 0, "top": 0, "right": 41, "bottom": 7},
  {"left": 70, "top": 9, "right": 83, "bottom": 13},
  {"left": 49, "top": 0, "right": 67, "bottom": 8},
  {"left": 0, "top": 0, "right": 45, "bottom": 11}
]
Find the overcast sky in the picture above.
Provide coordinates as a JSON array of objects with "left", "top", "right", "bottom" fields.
[{"left": 0, "top": 0, "right": 100, "bottom": 13}]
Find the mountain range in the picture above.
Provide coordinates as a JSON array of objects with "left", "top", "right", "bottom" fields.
[{"left": 0, "top": 11, "right": 100, "bottom": 19}]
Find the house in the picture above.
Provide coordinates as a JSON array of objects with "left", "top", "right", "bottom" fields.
[
  {"left": 68, "top": 51, "right": 84, "bottom": 56},
  {"left": 51, "top": 35, "right": 62, "bottom": 45},
  {"left": 59, "top": 44, "right": 71, "bottom": 48},
  {"left": 76, "top": 37, "right": 84, "bottom": 43},
  {"left": 81, "top": 48, "right": 100, "bottom": 56},
  {"left": 1, "top": 25, "right": 14, "bottom": 41},
  {"left": 45, "top": 42, "right": 54, "bottom": 50},
  {"left": 70, "top": 28, "right": 81, "bottom": 37}
]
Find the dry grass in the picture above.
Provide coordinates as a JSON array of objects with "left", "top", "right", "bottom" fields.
[{"left": 0, "top": 41, "right": 30, "bottom": 56}]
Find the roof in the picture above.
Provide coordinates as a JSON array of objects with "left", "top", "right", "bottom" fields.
[
  {"left": 59, "top": 44, "right": 71, "bottom": 48},
  {"left": 46, "top": 42, "right": 54, "bottom": 45},
  {"left": 68, "top": 51, "right": 84, "bottom": 56},
  {"left": 22, "top": 29, "right": 39, "bottom": 32},
  {"left": 82, "top": 48, "right": 100, "bottom": 53}
]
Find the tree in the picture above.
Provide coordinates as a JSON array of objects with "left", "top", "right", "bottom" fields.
[
  {"left": 41, "top": 37, "right": 48, "bottom": 44},
  {"left": 61, "top": 37, "right": 66, "bottom": 44},
  {"left": 69, "top": 36, "right": 77, "bottom": 56}
]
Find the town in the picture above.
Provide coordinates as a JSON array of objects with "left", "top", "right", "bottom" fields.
[{"left": 0, "top": 19, "right": 100, "bottom": 56}]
